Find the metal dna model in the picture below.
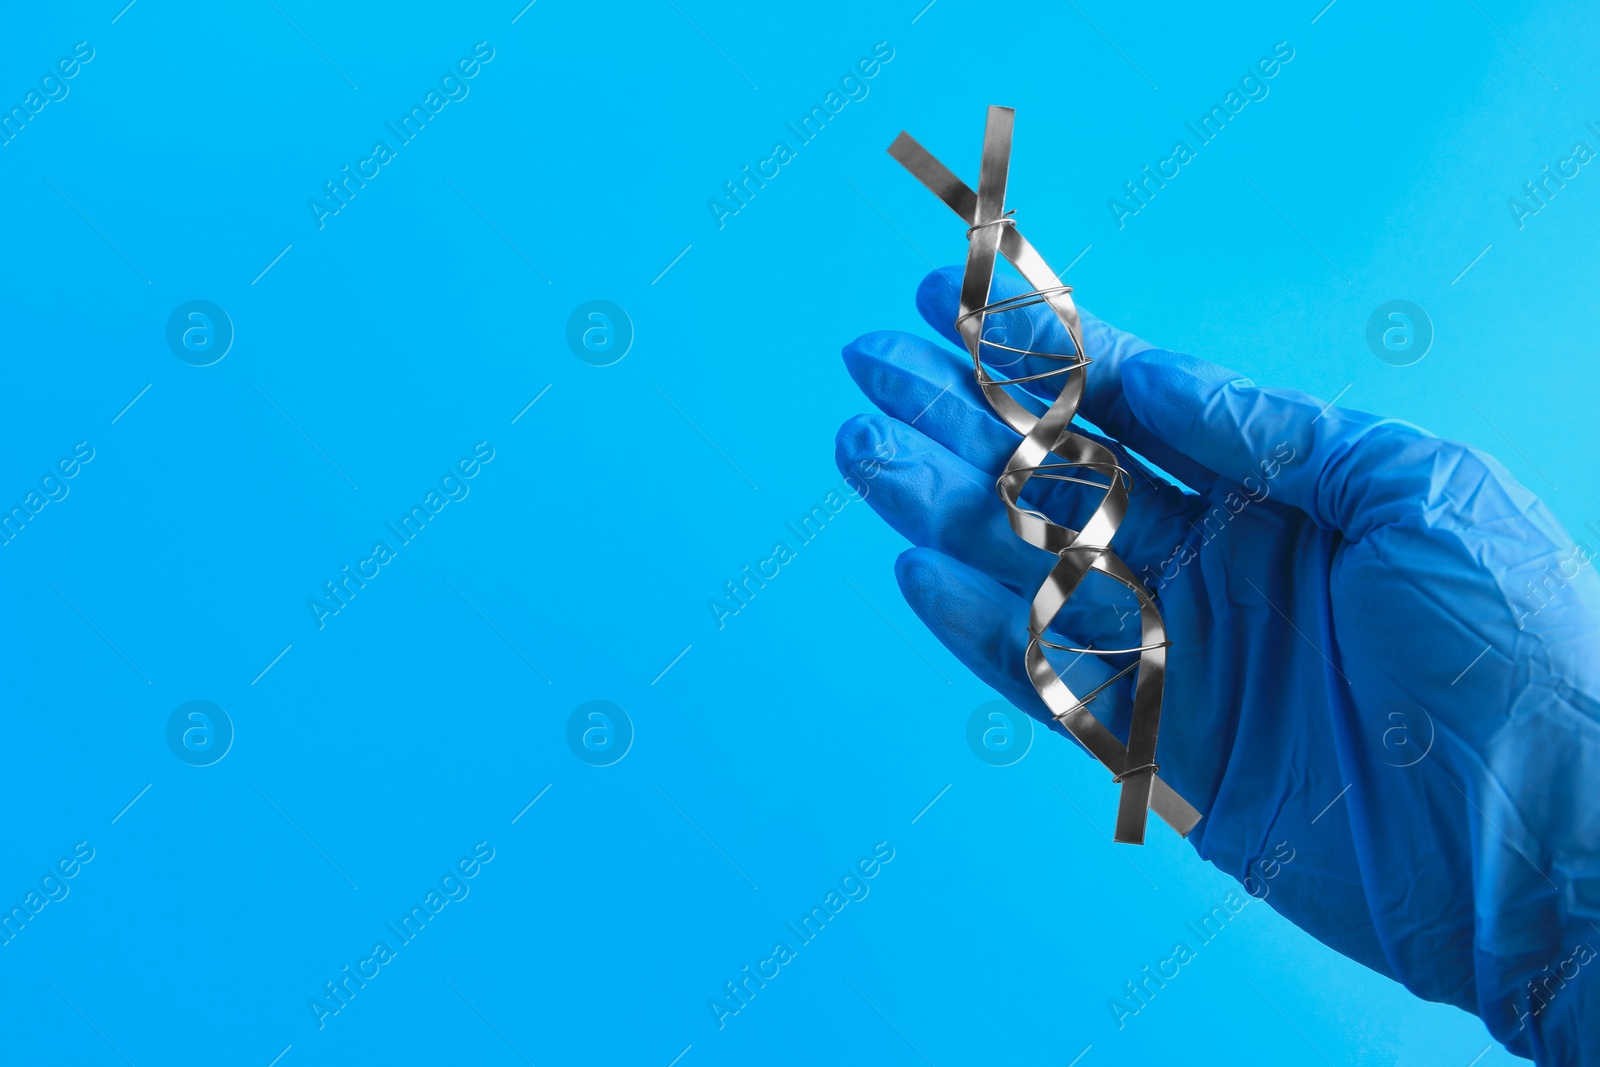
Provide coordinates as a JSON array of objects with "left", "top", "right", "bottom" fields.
[{"left": 889, "top": 106, "right": 1200, "bottom": 844}]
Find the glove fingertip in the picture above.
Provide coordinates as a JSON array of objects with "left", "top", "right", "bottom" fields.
[
  {"left": 893, "top": 546, "right": 974, "bottom": 637},
  {"left": 892, "top": 545, "right": 938, "bottom": 597},
  {"left": 834, "top": 413, "right": 878, "bottom": 471},
  {"left": 914, "top": 266, "right": 966, "bottom": 345},
  {"left": 841, "top": 329, "right": 908, "bottom": 371}
]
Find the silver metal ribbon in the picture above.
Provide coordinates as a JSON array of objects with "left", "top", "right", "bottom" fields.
[{"left": 889, "top": 106, "right": 1200, "bottom": 843}]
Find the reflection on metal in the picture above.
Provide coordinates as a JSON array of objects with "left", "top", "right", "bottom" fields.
[{"left": 889, "top": 106, "right": 1200, "bottom": 843}]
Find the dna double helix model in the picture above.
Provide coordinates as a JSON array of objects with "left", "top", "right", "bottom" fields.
[{"left": 889, "top": 106, "right": 1200, "bottom": 844}]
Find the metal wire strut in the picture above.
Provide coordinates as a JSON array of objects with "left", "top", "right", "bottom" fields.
[{"left": 888, "top": 106, "right": 1201, "bottom": 844}]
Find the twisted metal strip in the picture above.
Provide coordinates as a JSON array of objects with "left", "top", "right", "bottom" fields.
[{"left": 888, "top": 107, "right": 1200, "bottom": 843}]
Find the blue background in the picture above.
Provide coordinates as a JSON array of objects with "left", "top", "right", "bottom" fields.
[{"left": 1, "top": 0, "right": 1595, "bottom": 1064}]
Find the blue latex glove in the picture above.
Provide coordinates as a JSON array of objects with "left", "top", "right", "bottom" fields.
[{"left": 836, "top": 266, "right": 1600, "bottom": 1065}]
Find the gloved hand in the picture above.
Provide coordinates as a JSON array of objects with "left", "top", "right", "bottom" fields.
[{"left": 836, "top": 265, "right": 1600, "bottom": 1065}]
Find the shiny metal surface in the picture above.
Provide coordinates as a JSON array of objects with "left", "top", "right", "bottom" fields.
[{"left": 888, "top": 108, "right": 1201, "bottom": 842}]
